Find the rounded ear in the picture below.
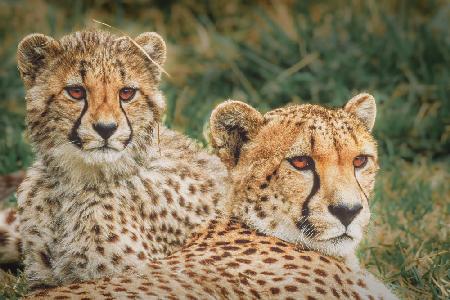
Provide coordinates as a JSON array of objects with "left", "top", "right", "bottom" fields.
[
  {"left": 210, "top": 100, "right": 264, "bottom": 168},
  {"left": 17, "top": 33, "right": 60, "bottom": 89},
  {"left": 344, "top": 93, "right": 377, "bottom": 131},
  {"left": 134, "top": 32, "right": 167, "bottom": 67}
]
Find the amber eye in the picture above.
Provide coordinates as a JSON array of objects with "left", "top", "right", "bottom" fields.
[
  {"left": 65, "top": 86, "right": 86, "bottom": 100},
  {"left": 119, "top": 88, "right": 137, "bottom": 102},
  {"left": 288, "top": 156, "right": 313, "bottom": 171},
  {"left": 353, "top": 155, "right": 368, "bottom": 168}
]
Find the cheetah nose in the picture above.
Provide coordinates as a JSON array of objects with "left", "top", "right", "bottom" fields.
[
  {"left": 328, "top": 204, "right": 363, "bottom": 227},
  {"left": 93, "top": 122, "right": 118, "bottom": 140}
]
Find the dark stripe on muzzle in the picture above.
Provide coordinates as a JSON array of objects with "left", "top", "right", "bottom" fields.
[
  {"left": 120, "top": 101, "right": 133, "bottom": 147},
  {"left": 354, "top": 168, "right": 370, "bottom": 203},
  {"left": 296, "top": 169, "right": 320, "bottom": 237},
  {"left": 301, "top": 169, "right": 320, "bottom": 217},
  {"left": 68, "top": 99, "right": 88, "bottom": 148}
]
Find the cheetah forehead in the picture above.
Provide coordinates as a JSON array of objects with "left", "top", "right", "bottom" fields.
[
  {"left": 264, "top": 104, "right": 361, "bottom": 129},
  {"left": 265, "top": 104, "right": 376, "bottom": 150},
  {"left": 59, "top": 30, "right": 119, "bottom": 51},
  {"left": 56, "top": 31, "right": 144, "bottom": 69}
]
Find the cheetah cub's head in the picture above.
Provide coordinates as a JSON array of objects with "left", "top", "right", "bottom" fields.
[
  {"left": 17, "top": 30, "right": 166, "bottom": 165},
  {"left": 210, "top": 94, "right": 378, "bottom": 258}
]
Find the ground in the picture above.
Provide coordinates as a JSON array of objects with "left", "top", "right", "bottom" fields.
[{"left": 0, "top": 1, "right": 448, "bottom": 299}]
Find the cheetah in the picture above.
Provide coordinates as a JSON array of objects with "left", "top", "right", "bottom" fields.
[
  {"left": 15, "top": 30, "right": 227, "bottom": 288},
  {"left": 26, "top": 95, "right": 398, "bottom": 299},
  {"left": 211, "top": 95, "right": 378, "bottom": 267}
]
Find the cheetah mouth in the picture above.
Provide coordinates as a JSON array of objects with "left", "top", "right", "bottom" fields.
[
  {"left": 323, "top": 233, "right": 353, "bottom": 243},
  {"left": 85, "top": 144, "right": 120, "bottom": 152},
  {"left": 98, "top": 145, "right": 118, "bottom": 152},
  {"left": 320, "top": 233, "right": 354, "bottom": 243}
]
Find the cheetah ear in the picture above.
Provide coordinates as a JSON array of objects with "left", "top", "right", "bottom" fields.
[
  {"left": 17, "top": 33, "right": 61, "bottom": 89},
  {"left": 134, "top": 32, "right": 167, "bottom": 67},
  {"left": 210, "top": 100, "right": 264, "bottom": 168},
  {"left": 344, "top": 93, "right": 377, "bottom": 131}
]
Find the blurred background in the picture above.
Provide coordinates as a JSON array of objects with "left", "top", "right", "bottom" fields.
[{"left": 0, "top": 0, "right": 448, "bottom": 299}]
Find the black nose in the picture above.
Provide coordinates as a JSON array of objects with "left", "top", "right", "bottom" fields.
[
  {"left": 93, "top": 123, "right": 117, "bottom": 140},
  {"left": 328, "top": 204, "right": 363, "bottom": 227}
]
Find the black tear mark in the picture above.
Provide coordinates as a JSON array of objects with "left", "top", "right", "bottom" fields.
[
  {"left": 354, "top": 168, "right": 370, "bottom": 203},
  {"left": 68, "top": 99, "right": 88, "bottom": 148},
  {"left": 120, "top": 101, "right": 133, "bottom": 147},
  {"left": 296, "top": 168, "right": 320, "bottom": 237},
  {"left": 301, "top": 169, "right": 320, "bottom": 217}
]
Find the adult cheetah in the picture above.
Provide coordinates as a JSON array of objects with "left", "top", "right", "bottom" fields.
[
  {"left": 15, "top": 30, "right": 227, "bottom": 288},
  {"left": 26, "top": 95, "right": 398, "bottom": 299}
]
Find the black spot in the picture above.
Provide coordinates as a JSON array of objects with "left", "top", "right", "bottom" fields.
[
  {"left": 40, "top": 251, "right": 51, "bottom": 268},
  {"left": 79, "top": 60, "right": 87, "bottom": 82}
]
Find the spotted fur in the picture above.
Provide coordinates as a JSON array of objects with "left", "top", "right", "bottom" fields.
[
  {"left": 0, "top": 207, "right": 21, "bottom": 263},
  {"left": 211, "top": 95, "right": 378, "bottom": 263},
  {"left": 26, "top": 222, "right": 396, "bottom": 300},
  {"left": 16, "top": 30, "right": 227, "bottom": 288},
  {"left": 25, "top": 97, "right": 397, "bottom": 299}
]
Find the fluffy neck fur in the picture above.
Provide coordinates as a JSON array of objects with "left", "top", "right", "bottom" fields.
[{"left": 36, "top": 126, "right": 161, "bottom": 186}]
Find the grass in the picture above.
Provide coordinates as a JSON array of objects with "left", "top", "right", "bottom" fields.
[{"left": 0, "top": 0, "right": 448, "bottom": 299}]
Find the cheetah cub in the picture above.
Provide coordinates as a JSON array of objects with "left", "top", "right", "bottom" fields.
[
  {"left": 16, "top": 30, "right": 227, "bottom": 288},
  {"left": 27, "top": 95, "right": 398, "bottom": 300}
]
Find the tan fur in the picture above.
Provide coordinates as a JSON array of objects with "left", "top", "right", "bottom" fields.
[
  {"left": 15, "top": 30, "right": 228, "bottom": 288},
  {"left": 0, "top": 171, "right": 24, "bottom": 264},
  {"left": 0, "top": 208, "right": 21, "bottom": 263},
  {"left": 26, "top": 219, "right": 396, "bottom": 300},
  {"left": 212, "top": 96, "right": 378, "bottom": 260},
  {"left": 24, "top": 98, "right": 397, "bottom": 299}
]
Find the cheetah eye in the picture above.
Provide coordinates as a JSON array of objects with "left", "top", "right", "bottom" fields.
[
  {"left": 353, "top": 155, "right": 368, "bottom": 168},
  {"left": 288, "top": 156, "right": 314, "bottom": 171},
  {"left": 119, "top": 87, "right": 137, "bottom": 102},
  {"left": 65, "top": 86, "right": 86, "bottom": 100}
]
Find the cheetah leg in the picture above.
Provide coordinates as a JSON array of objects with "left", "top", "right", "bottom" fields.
[
  {"left": 20, "top": 212, "right": 59, "bottom": 288},
  {"left": 0, "top": 170, "right": 25, "bottom": 265},
  {"left": 0, "top": 207, "right": 22, "bottom": 264}
]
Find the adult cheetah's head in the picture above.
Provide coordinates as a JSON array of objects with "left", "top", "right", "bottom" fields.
[
  {"left": 17, "top": 30, "right": 166, "bottom": 165},
  {"left": 210, "top": 94, "right": 378, "bottom": 258}
]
